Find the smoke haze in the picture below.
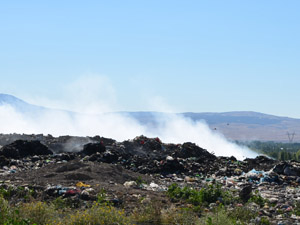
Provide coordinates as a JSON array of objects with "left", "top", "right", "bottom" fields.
[{"left": 0, "top": 75, "right": 258, "bottom": 160}]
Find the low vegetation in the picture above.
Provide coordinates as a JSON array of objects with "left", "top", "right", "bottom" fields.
[
  {"left": 0, "top": 183, "right": 270, "bottom": 225},
  {"left": 0, "top": 196, "right": 130, "bottom": 225},
  {"left": 167, "top": 183, "right": 233, "bottom": 207},
  {"left": 237, "top": 141, "right": 300, "bottom": 161}
]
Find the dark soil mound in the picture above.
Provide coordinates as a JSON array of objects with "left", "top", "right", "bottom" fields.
[
  {"left": 244, "top": 155, "right": 277, "bottom": 172},
  {"left": 0, "top": 140, "right": 52, "bottom": 159},
  {"left": 80, "top": 142, "right": 106, "bottom": 156},
  {"left": 64, "top": 173, "right": 93, "bottom": 181},
  {"left": 122, "top": 136, "right": 163, "bottom": 159},
  {"left": 174, "top": 142, "right": 217, "bottom": 161},
  {"left": 55, "top": 161, "right": 88, "bottom": 172}
]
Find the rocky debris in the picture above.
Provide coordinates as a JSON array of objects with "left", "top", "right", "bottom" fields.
[{"left": 0, "top": 140, "right": 52, "bottom": 159}]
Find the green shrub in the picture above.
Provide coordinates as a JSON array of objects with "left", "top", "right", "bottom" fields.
[
  {"left": 259, "top": 217, "right": 270, "bottom": 225},
  {"left": 167, "top": 183, "right": 231, "bottom": 206},
  {"left": 136, "top": 176, "right": 146, "bottom": 186},
  {"left": 293, "top": 202, "right": 300, "bottom": 216},
  {"left": 0, "top": 186, "right": 14, "bottom": 199},
  {"left": 0, "top": 196, "right": 32, "bottom": 225},
  {"left": 52, "top": 196, "right": 67, "bottom": 210},
  {"left": 228, "top": 205, "right": 257, "bottom": 223},
  {"left": 96, "top": 188, "right": 107, "bottom": 204},
  {"left": 248, "top": 191, "right": 267, "bottom": 207},
  {"left": 199, "top": 207, "right": 236, "bottom": 225},
  {"left": 0, "top": 196, "right": 10, "bottom": 224}
]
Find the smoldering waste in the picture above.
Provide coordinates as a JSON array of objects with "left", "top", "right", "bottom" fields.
[{"left": 0, "top": 133, "right": 299, "bottom": 224}]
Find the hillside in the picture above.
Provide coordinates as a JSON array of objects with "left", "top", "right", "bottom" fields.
[
  {"left": 1, "top": 93, "right": 299, "bottom": 142},
  {"left": 123, "top": 111, "right": 300, "bottom": 142}
]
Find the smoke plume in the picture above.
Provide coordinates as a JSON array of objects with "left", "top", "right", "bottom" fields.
[{"left": 0, "top": 75, "right": 258, "bottom": 160}]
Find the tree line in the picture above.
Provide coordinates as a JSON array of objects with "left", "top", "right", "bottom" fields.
[{"left": 236, "top": 141, "right": 300, "bottom": 161}]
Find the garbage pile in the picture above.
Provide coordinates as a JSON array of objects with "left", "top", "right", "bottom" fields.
[
  {"left": 1, "top": 134, "right": 300, "bottom": 224},
  {"left": 0, "top": 140, "right": 53, "bottom": 159},
  {"left": 0, "top": 134, "right": 298, "bottom": 184},
  {"left": 77, "top": 135, "right": 217, "bottom": 175}
]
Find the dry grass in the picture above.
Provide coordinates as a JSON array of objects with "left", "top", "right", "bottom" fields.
[{"left": 0, "top": 193, "right": 259, "bottom": 225}]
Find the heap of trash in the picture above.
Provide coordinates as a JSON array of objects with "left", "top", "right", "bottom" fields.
[{"left": 0, "top": 133, "right": 300, "bottom": 224}]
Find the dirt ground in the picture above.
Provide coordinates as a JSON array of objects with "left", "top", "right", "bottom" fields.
[{"left": 1, "top": 158, "right": 169, "bottom": 211}]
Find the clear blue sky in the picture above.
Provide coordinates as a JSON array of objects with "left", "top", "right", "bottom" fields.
[{"left": 0, "top": 1, "right": 300, "bottom": 117}]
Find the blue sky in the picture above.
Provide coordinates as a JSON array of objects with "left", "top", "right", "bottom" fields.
[{"left": 0, "top": 1, "right": 300, "bottom": 117}]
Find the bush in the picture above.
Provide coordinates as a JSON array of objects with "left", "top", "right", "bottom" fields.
[
  {"left": 63, "top": 203, "right": 131, "bottom": 225},
  {"left": 0, "top": 188, "right": 262, "bottom": 225},
  {"left": 0, "top": 186, "right": 14, "bottom": 199},
  {"left": 162, "top": 207, "right": 199, "bottom": 225},
  {"left": 131, "top": 200, "right": 163, "bottom": 224},
  {"left": 0, "top": 195, "right": 131, "bottom": 225},
  {"left": 19, "top": 201, "right": 56, "bottom": 225},
  {"left": 199, "top": 207, "right": 236, "bottom": 225},
  {"left": 136, "top": 176, "right": 146, "bottom": 186},
  {"left": 167, "top": 183, "right": 231, "bottom": 206},
  {"left": 228, "top": 205, "right": 257, "bottom": 223},
  {"left": 293, "top": 202, "right": 300, "bottom": 216},
  {"left": 0, "top": 196, "right": 10, "bottom": 224},
  {"left": 96, "top": 188, "right": 107, "bottom": 204},
  {"left": 0, "top": 196, "right": 31, "bottom": 225},
  {"left": 259, "top": 216, "right": 270, "bottom": 225}
]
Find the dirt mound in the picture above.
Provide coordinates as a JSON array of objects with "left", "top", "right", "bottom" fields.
[
  {"left": 64, "top": 173, "right": 93, "bottom": 181},
  {"left": 55, "top": 161, "right": 88, "bottom": 172}
]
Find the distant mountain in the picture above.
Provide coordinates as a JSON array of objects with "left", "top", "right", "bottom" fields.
[
  {"left": 181, "top": 111, "right": 288, "bottom": 125},
  {"left": 0, "top": 93, "right": 73, "bottom": 116},
  {"left": 122, "top": 111, "right": 292, "bottom": 126},
  {"left": 1, "top": 93, "right": 299, "bottom": 142},
  {"left": 116, "top": 111, "right": 300, "bottom": 142},
  {"left": 0, "top": 93, "right": 46, "bottom": 114},
  {"left": 180, "top": 111, "right": 300, "bottom": 142}
]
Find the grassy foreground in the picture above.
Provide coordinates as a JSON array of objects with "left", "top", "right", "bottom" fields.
[{"left": 0, "top": 183, "right": 271, "bottom": 225}]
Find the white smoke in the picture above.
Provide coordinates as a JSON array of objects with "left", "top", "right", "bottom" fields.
[
  {"left": 0, "top": 75, "right": 258, "bottom": 160},
  {"left": 148, "top": 113, "right": 257, "bottom": 159}
]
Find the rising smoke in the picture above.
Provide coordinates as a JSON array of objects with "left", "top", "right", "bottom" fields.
[{"left": 0, "top": 75, "right": 257, "bottom": 160}]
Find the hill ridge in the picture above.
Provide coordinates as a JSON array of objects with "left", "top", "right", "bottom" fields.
[{"left": 0, "top": 94, "right": 299, "bottom": 142}]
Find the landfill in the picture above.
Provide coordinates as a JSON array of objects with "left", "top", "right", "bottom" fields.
[{"left": 0, "top": 133, "right": 300, "bottom": 224}]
